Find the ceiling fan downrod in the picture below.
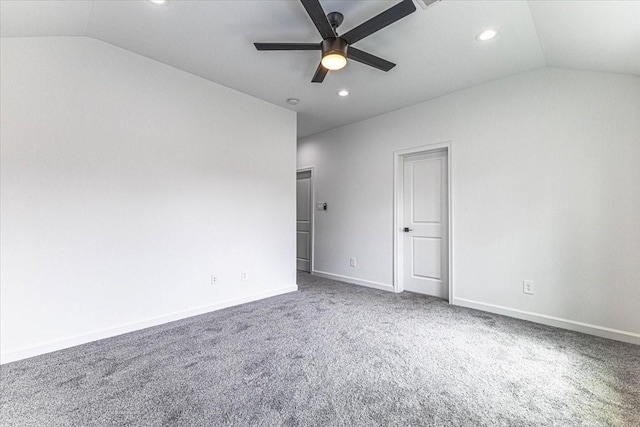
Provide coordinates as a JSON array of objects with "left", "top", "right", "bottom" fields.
[{"left": 326, "top": 11, "right": 344, "bottom": 33}]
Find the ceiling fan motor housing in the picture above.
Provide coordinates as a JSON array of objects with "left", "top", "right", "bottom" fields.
[{"left": 321, "top": 37, "right": 348, "bottom": 58}]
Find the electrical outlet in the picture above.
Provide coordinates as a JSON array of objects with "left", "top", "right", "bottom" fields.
[
  {"left": 523, "top": 280, "right": 534, "bottom": 295},
  {"left": 350, "top": 257, "right": 357, "bottom": 267},
  {"left": 210, "top": 275, "right": 218, "bottom": 285},
  {"left": 241, "top": 271, "right": 248, "bottom": 281}
]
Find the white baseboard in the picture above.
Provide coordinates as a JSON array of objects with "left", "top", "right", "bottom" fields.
[
  {"left": 312, "top": 270, "right": 394, "bottom": 292},
  {"left": 453, "top": 297, "right": 640, "bottom": 345},
  {"left": 1, "top": 285, "right": 298, "bottom": 365}
]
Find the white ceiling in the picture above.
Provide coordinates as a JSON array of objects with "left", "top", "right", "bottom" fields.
[{"left": 2, "top": 0, "right": 639, "bottom": 137}]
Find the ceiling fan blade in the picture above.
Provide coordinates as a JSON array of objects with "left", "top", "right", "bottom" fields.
[
  {"left": 341, "top": 0, "right": 416, "bottom": 45},
  {"left": 347, "top": 47, "right": 396, "bottom": 72},
  {"left": 311, "top": 63, "right": 328, "bottom": 83},
  {"left": 254, "top": 43, "right": 320, "bottom": 51},
  {"left": 300, "top": 0, "right": 335, "bottom": 40}
]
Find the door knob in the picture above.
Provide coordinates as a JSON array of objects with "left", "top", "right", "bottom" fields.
[{"left": 403, "top": 227, "right": 413, "bottom": 232}]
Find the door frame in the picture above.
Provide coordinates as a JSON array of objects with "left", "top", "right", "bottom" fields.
[
  {"left": 296, "top": 167, "right": 315, "bottom": 272},
  {"left": 393, "top": 142, "right": 453, "bottom": 301}
]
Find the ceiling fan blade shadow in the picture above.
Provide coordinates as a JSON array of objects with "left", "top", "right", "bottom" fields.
[
  {"left": 341, "top": 0, "right": 416, "bottom": 45},
  {"left": 311, "top": 63, "right": 329, "bottom": 83},
  {"left": 347, "top": 47, "right": 395, "bottom": 72},
  {"left": 300, "top": 0, "right": 335, "bottom": 40},
  {"left": 254, "top": 43, "right": 320, "bottom": 51}
]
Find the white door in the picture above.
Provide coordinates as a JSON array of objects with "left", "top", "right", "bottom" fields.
[
  {"left": 296, "top": 170, "right": 312, "bottom": 272},
  {"left": 402, "top": 150, "right": 448, "bottom": 298}
]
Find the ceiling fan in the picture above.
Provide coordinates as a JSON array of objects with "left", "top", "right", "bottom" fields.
[{"left": 254, "top": 0, "right": 418, "bottom": 83}]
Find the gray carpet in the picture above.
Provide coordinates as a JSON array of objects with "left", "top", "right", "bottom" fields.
[{"left": 1, "top": 272, "right": 639, "bottom": 426}]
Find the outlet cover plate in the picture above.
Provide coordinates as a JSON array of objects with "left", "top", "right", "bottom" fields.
[{"left": 523, "top": 280, "right": 534, "bottom": 295}]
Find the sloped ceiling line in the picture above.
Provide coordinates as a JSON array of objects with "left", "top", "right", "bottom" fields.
[{"left": 1, "top": 0, "right": 638, "bottom": 137}]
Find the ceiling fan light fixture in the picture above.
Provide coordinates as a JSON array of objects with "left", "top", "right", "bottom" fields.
[
  {"left": 321, "top": 38, "right": 348, "bottom": 71},
  {"left": 321, "top": 53, "right": 347, "bottom": 71}
]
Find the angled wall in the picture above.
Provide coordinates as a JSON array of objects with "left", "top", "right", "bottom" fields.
[{"left": 1, "top": 37, "right": 297, "bottom": 363}]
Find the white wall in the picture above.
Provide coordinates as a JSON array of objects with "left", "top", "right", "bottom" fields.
[
  {"left": 1, "top": 37, "right": 297, "bottom": 363},
  {"left": 298, "top": 68, "right": 640, "bottom": 343}
]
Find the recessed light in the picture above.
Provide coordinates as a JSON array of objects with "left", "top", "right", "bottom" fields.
[
  {"left": 337, "top": 90, "right": 349, "bottom": 97},
  {"left": 287, "top": 98, "right": 299, "bottom": 105},
  {"left": 476, "top": 28, "right": 497, "bottom": 41},
  {"left": 149, "top": 0, "right": 169, "bottom": 5}
]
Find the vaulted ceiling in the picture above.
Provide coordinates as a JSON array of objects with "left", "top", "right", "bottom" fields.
[{"left": 2, "top": 0, "right": 639, "bottom": 137}]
